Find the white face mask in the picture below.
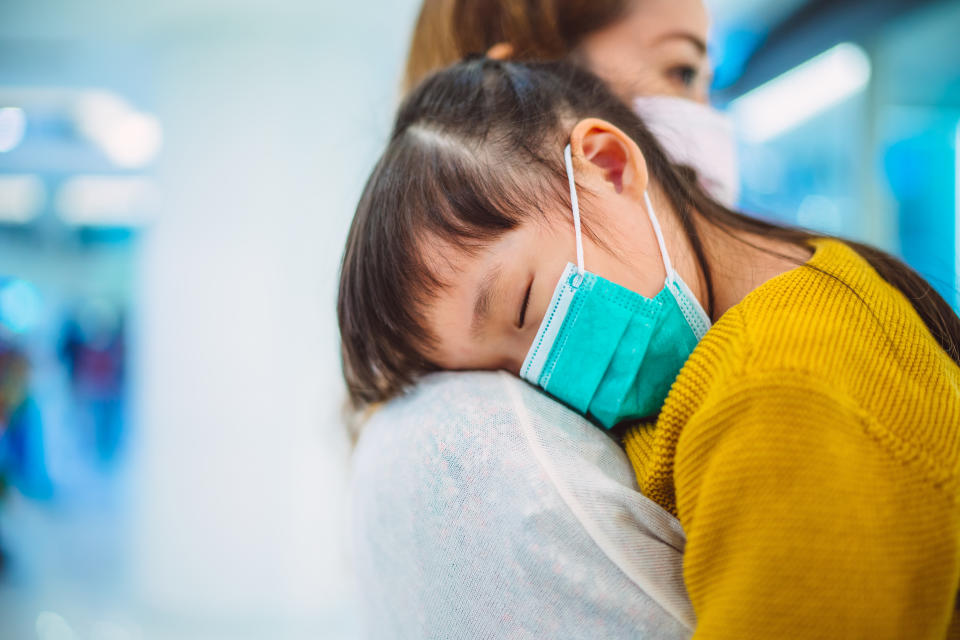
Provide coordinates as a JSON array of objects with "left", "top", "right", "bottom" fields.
[{"left": 632, "top": 96, "right": 740, "bottom": 208}]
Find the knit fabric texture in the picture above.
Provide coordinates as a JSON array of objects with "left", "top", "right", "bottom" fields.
[{"left": 623, "top": 239, "right": 960, "bottom": 639}]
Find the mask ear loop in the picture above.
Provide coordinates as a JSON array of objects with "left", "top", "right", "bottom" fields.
[
  {"left": 643, "top": 191, "right": 674, "bottom": 285},
  {"left": 566, "top": 145, "right": 674, "bottom": 286},
  {"left": 563, "top": 144, "right": 585, "bottom": 286}
]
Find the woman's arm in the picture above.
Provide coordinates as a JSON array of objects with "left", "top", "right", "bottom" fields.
[{"left": 676, "top": 372, "right": 960, "bottom": 639}]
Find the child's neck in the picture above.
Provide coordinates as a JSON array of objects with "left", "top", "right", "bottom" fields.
[{"left": 692, "top": 222, "right": 815, "bottom": 322}]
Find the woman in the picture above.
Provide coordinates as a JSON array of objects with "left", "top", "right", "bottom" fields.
[
  {"left": 343, "top": 58, "right": 960, "bottom": 637},
  {"left": 404, "top": 0, "right": 739, "bottom": 207}
]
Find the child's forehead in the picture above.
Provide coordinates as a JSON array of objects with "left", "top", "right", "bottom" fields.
[
  {"left": 416, "top": 235, "right": 500, "bottom": 304},
  {"left": 418, "top": 221, "right": 548, "bottom": 278},
  {"left": 416, "top": 239, "right": 495, "bottom": 362}
]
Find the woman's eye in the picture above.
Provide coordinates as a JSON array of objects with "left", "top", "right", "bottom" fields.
[
  {"left": 668, "top": 65, "right": 698, "bottom": 87},
  {"left": 517, "top": 280, "right": 532, "bottom": 329}
]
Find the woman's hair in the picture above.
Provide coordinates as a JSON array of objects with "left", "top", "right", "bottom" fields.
[
  {"left": 403, "top": 0, "right": 629, "bottom": 92},
  {"left": 339, "top": 57, "right": 960, "bottom": 407}
]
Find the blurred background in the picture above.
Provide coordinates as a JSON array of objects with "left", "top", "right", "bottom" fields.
[{"left": 0, "top": 0, "right": 956, "bottom": 638}]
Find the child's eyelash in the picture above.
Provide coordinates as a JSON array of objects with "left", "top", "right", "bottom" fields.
[{"left": 518, "top": 280, "right": 533, "bottom": 328}]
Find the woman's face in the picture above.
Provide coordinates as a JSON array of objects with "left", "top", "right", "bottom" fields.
[{"left": 577, "top": 0, "right": 712, "bottom": 103}]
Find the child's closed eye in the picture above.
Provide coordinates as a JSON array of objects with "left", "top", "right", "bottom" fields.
[{"left": 517, "top": 278, "right": 533, "bottom": 329}]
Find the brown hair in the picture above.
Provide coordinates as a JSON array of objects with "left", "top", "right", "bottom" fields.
[
  {"left": 339, "top": 58, "right": 960, "bottom": 408},
  {"left": 403, "top": 0, "right": 629, "bottom": 93}
]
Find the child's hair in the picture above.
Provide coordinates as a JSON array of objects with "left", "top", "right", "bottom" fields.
[
  {"left": 403, "top": 0, "right": 630, "bottom": 93},
  {"left": 338, "top": 57, "right": 960, "bottom": 408}
]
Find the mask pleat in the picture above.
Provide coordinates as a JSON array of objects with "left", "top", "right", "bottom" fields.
[
  {"left": 541, "top": 276, "right": 632, "bottom": 413},
  {"left": 587, "top": 300, "right": 661, "bottom": 427}
]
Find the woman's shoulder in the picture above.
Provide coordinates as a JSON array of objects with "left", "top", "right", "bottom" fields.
[
  {"left": 350, "top": 371, "right": 695, "bottom": 638},
  {"left": 352, "top": 371, "right": 648, "bottom": 509},
  {"left": 352, "top": 371, "right": 639, "bottom": 507}
]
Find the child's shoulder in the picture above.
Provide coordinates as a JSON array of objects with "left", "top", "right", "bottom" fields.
[{"left": 723, "top": 239, "right": 910, "bottom": 377}]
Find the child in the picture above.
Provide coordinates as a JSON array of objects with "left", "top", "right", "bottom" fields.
[{"left": 338, "top": 58, "right": 960, "bottom": 638}]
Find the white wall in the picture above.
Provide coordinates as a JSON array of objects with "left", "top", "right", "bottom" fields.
[{"left": 127, "top": 2, "right": 419, "bottom": 634}]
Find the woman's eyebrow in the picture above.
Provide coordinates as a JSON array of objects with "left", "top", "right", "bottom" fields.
[
  {"left": 471, "top": 264, "right": 503, "bottom": 338},
  {"left": 655, "top": 30, "right": 707, "bottom": 56}
]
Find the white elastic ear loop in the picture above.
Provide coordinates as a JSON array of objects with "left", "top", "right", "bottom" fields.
[
  {"left": 563, "top": 144, "right": 585, "bottom": 278},
  {"left": 643, "top": 191, "right": 674, "bottom": 282}
]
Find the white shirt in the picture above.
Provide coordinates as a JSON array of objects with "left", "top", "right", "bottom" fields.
[{"left": 351, "top": 371, "right": 694, "bottom": 639}]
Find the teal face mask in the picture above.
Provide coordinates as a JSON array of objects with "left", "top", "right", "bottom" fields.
[{"left": 519, "top": 145, "right": 711, "bottom": 429}]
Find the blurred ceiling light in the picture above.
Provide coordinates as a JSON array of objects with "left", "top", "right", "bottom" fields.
[
  {"left": 0, "top": 174, "right": 45, "bottom": 223},
  {"left": 731, "top": 42, "right": 871, "bottom": 143},
  {"left": 55, "top": 175, "right": 159, "bottom": 226},
  {"left": 74, "top": 90, "right": 162, "bottom": 168},
  {"left": 0, "top": 106, "right": 26, "bottom": 152}
]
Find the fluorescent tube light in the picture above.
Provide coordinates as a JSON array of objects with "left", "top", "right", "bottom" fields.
[{"left": 731, "top": 42, "right": 871, "bottom": 143}]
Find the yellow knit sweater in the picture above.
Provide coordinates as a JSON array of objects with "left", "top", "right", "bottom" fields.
[{"left": 624, "top": 239, "right": 960, "bottom": 639}]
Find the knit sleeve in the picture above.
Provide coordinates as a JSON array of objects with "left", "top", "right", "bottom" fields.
[{"left": 674, "top": 371, "right": 960, "bottom": 639}]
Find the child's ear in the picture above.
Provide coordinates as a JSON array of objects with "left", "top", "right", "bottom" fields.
[{"left": 568, "top": 118, "right": 649, "bottom": 197}]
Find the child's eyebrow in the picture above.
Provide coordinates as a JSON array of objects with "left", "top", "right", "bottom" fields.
[{"left": 471, "top": 264, "right": 504, "bottom": 338}]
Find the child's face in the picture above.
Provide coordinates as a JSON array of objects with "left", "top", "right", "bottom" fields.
[{"left": 421, "top": 180, "right": 668, "bottom": 375}]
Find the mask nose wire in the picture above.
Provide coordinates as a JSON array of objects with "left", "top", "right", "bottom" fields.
[{"left": 563, "top": 144, "right": 585, "bottom": 279}]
